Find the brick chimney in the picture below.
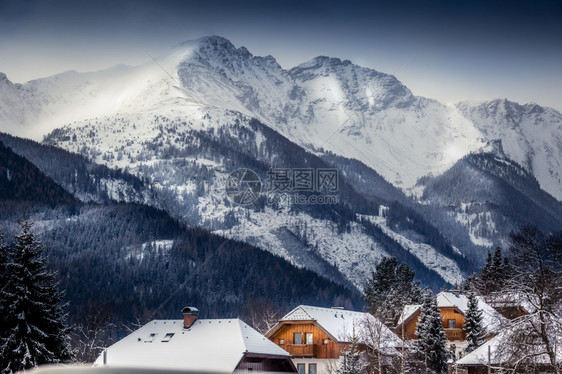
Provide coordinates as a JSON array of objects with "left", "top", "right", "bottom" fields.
[{"left": 182, "top": 306, "right": 199, "bottom": 329}]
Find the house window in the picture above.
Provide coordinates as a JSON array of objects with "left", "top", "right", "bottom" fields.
[
  {"left": 323, "top": 339, "right": 329, "bottom": 345},
  {"left": 279, "top": 339, "right": 284, "bottom": 345},
  {"left": 309, "top": 364, "right": 317, "bottom": 374},
  {"left": 294, "top": 333, "right": 303, "bottom": 345},
  {"left": 297, "top": 364, "right": 306, "bottom": 374},
  {"left": 144, "top": 333, "right": 157, "bottom": 343},
  {"left": 161, "top": 333, "right": 175, "bottom": 342},
  {"left": 448, "top": 319, "right": 456, "bottom": 328},
  {"left": 306, "top": 333, "right": 314, "bottom": 345}
]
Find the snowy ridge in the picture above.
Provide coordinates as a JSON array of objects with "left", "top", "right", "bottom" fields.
[
  {"left": 1, "top": 37, "right": 560, "bottom": 199},
  {"left": 44, "top": 111, "right": 400, "bottom": 290},
  {"left": 359, "top": 214, "right": 464, "bottom": 285},
  {"left": 0, "top": 36, "right": 486, "bottom": 193},
  {"left": 457, "top": 99, "right": 562, "bottom": 200},
  {"left": 2, "top": 36, "right": 560, "bottom": 200}
]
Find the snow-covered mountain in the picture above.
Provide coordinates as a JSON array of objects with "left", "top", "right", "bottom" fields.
[
  {"left": 39, "top": 110, "right": 465, "bottom": 289},
  {"left": 2, "top": 36, "right": 560, "bottom": 198},
  {"left": 0, "top": 36, "right": 485, "bottom": 191},
  {"left": 1, "top": 35, "right": 561, "bottom": 288},
  {"left": 456, "top": 99, "right": 562, "bottom": 201}
]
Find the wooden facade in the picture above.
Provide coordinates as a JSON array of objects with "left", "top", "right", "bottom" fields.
[
  {"left": 268, "top": 321, "right": 342, "bottom": 359},
  {"left": 440, "top": 307, "right": 466, "bottom": 341},
  {"left": 397, "top": 306, "right": 466, "bottom": 342}
]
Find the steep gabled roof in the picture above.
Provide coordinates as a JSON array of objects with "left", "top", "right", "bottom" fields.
[
  {"left": 94, "top": 319, "right": 289, "bottom": 372},
  {"left": 268, "top": 305, "right": 402, "bottom": 347}
]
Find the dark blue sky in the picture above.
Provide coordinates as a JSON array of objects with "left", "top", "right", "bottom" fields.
[{"left": 1, "top": 0, "right": 561, "bottom": 110}]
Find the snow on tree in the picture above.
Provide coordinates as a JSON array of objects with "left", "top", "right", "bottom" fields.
[
  {"left": 363, "top": 257, "right": 422, "bottom": 327},
  {"left": 465, "top": 246, "right": 512, "bottom": 297},
  {"left": 412, "top": 289, "right": 450, "bottom": 374},
  {"left": 503, "top": 225, "right": 562, "bottom": 373},
  {"left": 0, "top": 232, "right": 10, "bottom": 343},
  {"left": 337, "top": 326, "right": 366, "bottom": 374},
  {"left": 463, "top": 292, "right": 485, "bottom": 353},
  {"left": 0, "top": 219, "right": 72, "bottom": 374}
]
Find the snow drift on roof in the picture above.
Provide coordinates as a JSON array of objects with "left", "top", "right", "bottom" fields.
[{"left": 94, "top": 319, "right": 289, "bottom": 372}]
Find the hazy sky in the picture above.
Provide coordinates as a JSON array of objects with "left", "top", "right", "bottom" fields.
[{"left": 1, "top": 0, "right": 561, "bottom": 111}]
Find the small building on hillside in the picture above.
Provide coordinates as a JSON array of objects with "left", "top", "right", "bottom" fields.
[
  {"left": 266, "top": 305, "right": 402, "bottom": 374},
  {"left": 94, "top": 307, "right": 296, "bottom": 373},
  {"left": 395, "top": 292, "right": 506, "bottom": 358}
]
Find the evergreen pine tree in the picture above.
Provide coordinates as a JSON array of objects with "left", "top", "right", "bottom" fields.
[
  {"left": 363, "top": 257, "right": 422, "bottom": 327},
  {"left": 463, "top": 292, "right": 486, "bottom": 353},
  {"left": 0, "top": 233, "right": 10, "bottom": 344},
  {"left": 0, "top": 219, "right": 72, "bottom": 374},
  {"left": 413, "top": 289, "right": 450, "bottom": 374},
  {"left": 477, "top": 250, "right": 493, "bottom": 294}
]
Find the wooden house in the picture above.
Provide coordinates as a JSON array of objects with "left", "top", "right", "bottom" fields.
[
  {"left": 266, "top": 305, "right": 402, "bottom": 374},
  {"left": 395, "top": 292, "right": 506, "bottom": 358},
  {"left": 94, "top": 307, "right": 296, "bottom": 373}
]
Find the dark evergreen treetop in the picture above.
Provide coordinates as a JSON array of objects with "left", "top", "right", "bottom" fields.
[
  {"left": 467, "top": 246, "right": 512, "bottom": 296},
  {"left": 363, "top": 256, "right": 422, "bottom": 327}
]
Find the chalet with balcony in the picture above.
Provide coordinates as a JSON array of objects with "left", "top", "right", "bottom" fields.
[
  {"left": 266, "top": 305, "right": 402, "bottom": 374},
  {"left": 395, "top": 292, "right": 506, "bottom": 358},
  {"left": 94, "top": 307, "right": 296, "bottom": 373}
]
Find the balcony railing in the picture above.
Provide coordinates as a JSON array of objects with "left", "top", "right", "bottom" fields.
[
  {"left": 444, "top": 328, "right": 465, "bottom": 341},
  {"left": 284, "top": 344, "right": 314, "bottom": 357}
]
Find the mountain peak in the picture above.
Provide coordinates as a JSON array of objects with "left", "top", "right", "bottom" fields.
[
  {"left": 312, "top": 56, "right": 353, "bottom": 67},
  {"left": 0, "top": 72, "right": 11, "bottom": 84},
  {"left": 177, "top": 35, "right": 252, "bottom": 59},
  {"left": 175, "top": 35, "right": 284, "bottom": 75},
  {"left": 178, "top": 35, "right": 234, "bottom": 48}
]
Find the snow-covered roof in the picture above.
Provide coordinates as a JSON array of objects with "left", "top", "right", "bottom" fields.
[
  {"left": 457, "top": 320, "right": 562, "bottom": 366},
  {"left": 94, "top": 319, "right": 290, "bottom": 372},
  {"left": 482, "top": 291, "right": 538, "bottom": 314},
  {"left": 397, "top": 304, "right": 421, "bottom": 326},
  {"left": 275, "top": 305, "right": 401, "bottom": 347},
  {"left": 437, "top": 292, "right": 507, "bottom": 334}
]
